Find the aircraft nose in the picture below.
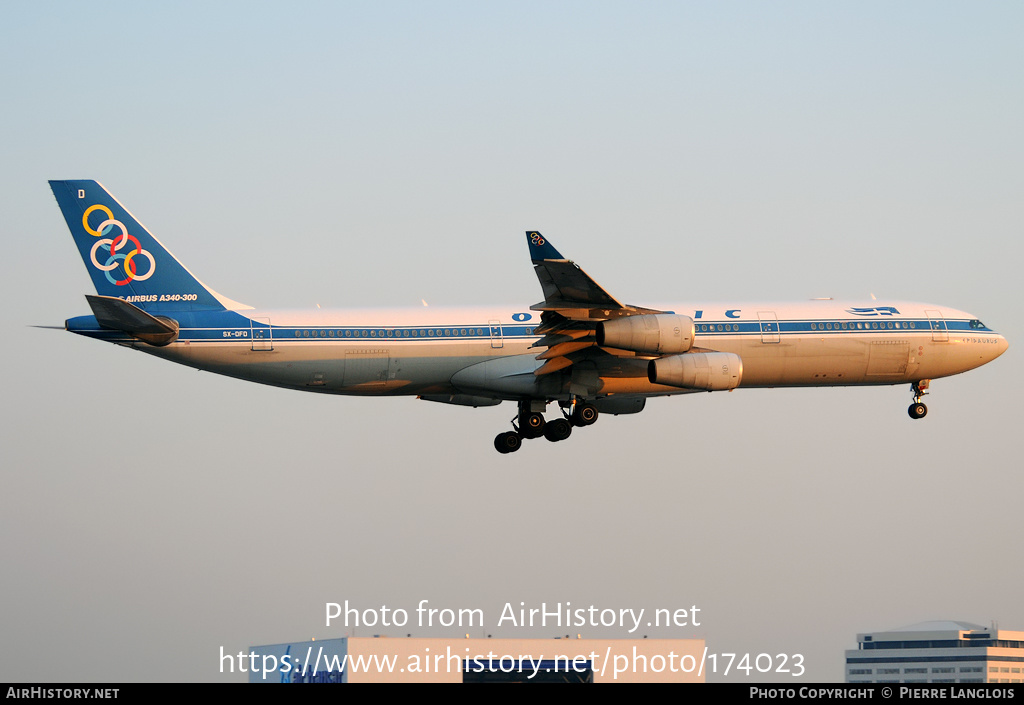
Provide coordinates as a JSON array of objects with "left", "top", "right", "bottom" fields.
[{"left": 995, "top": 335, "right": 1009, "bottom": 358}]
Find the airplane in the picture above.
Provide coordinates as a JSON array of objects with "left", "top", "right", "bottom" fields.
[{"left": 49, "top": 180, "right": 1009, "bottom": 453}]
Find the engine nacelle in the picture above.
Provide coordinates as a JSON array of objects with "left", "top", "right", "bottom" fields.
[
  {"left": 648, "top": 352, "right": 743, "bottom": 391},
  {"left": 597, "top": 314, "right": 695, "bottom": 354}
]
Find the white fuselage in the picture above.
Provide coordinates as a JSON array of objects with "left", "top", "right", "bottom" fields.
[{"left": 120, "top": 299, "right": 1007, "bottom": 401}]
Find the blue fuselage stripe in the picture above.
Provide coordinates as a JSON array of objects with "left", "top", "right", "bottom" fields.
[{"left": 66, "top": 316, "right": 994, "bottom": 343}]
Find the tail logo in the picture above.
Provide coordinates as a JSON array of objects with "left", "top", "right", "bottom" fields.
[
  {"left": 83, "top": 205, "right": 156, "bottom": 286},
  {"left": 529, "top": 232, "right": 545, "bottom": 246}
]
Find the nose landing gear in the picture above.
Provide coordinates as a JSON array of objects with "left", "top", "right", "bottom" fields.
[{"left": 908, "top": 380, "right": 930, "bottom": 419}]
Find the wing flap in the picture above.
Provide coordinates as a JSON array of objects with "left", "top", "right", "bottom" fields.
[
  {"left": 534, "top": 356, "right": 575, "bottom": 376},
  {"left": 536, "top": 340, "right": 595, "bottom": 360}
]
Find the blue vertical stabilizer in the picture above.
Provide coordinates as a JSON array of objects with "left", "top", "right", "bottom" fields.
[{"left": 50, "top": 180, "right": 248, "bottom": 312}]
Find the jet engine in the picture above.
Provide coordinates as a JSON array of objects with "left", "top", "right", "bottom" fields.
[
  {"left": 596, "top": 314, "right": 695, "bottom": 354},
  {"left": 648, "top": 352, "right": 743, "bottom": 391}
]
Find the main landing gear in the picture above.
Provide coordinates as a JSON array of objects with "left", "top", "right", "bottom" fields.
[
  {"left": 493, "top": 400, "right": 600, "bottom": 454},
  {"left": 908, "top": 379, "right": 930, "bottom": 420}
]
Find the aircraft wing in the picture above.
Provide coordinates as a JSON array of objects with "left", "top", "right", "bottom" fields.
[
  {"left": 527, "top": 231, "right": 625, "bottom": 313},
  {"left": 525, "top": 232, "right": 666, "bottom": 380}
]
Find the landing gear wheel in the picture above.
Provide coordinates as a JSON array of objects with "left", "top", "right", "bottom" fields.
[
  {"left": 571, "top": 403, "right": 598, "bottom": 427},
  {"left": 908, "top": 380, "right": 930, "bottom": 420},
  {"left": 494, "top": 431, "right": 522, "bottom": 453},
  {"left": 519, "top": 412, "right": 546, "bottom": 439},
  {"left": 543, "top": 418, "right": 572, "bottom": 442}
]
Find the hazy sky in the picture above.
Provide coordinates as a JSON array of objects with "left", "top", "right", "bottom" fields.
[{"left": 2, "top": 1, "right": 1021, "bottom": 683}]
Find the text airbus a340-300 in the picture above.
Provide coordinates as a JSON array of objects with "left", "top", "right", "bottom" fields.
[{"left": 48, "top": 180, "right": 1008, "bottom": 453}]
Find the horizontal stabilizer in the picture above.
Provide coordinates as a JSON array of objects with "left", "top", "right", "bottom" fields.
[{"left": 85, "top": 295, "right": 179, "bottom": 346}]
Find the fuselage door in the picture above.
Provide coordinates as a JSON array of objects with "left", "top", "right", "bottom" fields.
[
  {"left": 489, "top": 320, "right": 503, "bottom": 349},
  {"left": 757, "top": 311, "right": 780, "bottom": 344},
  {"left": 251, "top": 317, "right": 273, "bottom": 351},
  {"left": 925, "top": 309, "right": 948, "bottom": 342}
]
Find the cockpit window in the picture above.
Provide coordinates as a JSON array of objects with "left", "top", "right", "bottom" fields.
[{"left": 969, "top": 319, "right": 986, "bottom": 330}]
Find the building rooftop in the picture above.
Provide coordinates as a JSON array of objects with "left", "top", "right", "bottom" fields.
[{"left": 890, "top": 621, "right": 987, "bottom": 632}]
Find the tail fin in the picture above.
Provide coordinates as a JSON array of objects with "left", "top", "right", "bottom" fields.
[{"left": 49, "top": 180, "right": 249, "bottom": 312}]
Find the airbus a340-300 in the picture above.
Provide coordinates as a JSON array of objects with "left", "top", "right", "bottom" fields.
[{"left": 49, "top": 180, "right": 1008, "bottom": 453}]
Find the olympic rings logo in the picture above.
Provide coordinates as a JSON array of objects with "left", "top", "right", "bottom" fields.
[
  {"left": 82, "top": 205, "right": 156, "bottom": 286},
  {"left": 530, "top": 232, "right": 545, "bottom": 246}
]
